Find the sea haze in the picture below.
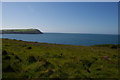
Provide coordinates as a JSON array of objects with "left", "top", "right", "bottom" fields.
[{"left": 1, "top": 33, "right": 118, "bottom": 46}]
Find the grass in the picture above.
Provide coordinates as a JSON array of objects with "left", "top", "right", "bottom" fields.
[
  {"left": 1, "top": 38, "right": 119, "bottom": 79},
  {"left": 0, "top": 29, "right": 37, "bottom": 32},
  {"left": 0, "top": 29, "right": 42, "bottom": 34}
]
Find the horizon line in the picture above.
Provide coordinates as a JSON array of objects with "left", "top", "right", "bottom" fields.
[
  {"left": 1, "top": 28, "right": 118, "bottom": 35},
  {"left": 44, "top": 32, "right": 118, "bottom": 35}
]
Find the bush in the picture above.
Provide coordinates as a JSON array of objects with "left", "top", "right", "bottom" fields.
[
  {"left": 4, "top": 55, "right": 11, "bottom": 60},
  {"left": 27, "top": 56, "right": 37, "bottom": 63},
  {"left": 2, "top": 50, "right": 8, "bottom": 55},
  {"left": 110, "top": 45, "right": 118, "bottom": 49},
  {"left": 27, "top": 47, "right": 32, "bottom": 49}
]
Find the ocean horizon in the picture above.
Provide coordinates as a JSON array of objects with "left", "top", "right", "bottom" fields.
[{"left": 1, "top": 33, "right": 118, "bottom": 46}]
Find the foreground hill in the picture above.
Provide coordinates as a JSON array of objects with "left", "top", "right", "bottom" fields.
[
  {"left": 0, "top": 29, "right": 43, "bottom": 34},
  {"left": 1, "top": 38, "right": 119, "bottom": 79}
]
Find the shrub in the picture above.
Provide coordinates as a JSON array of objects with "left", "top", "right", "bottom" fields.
[
  {"left": 27, "top": 56, "right": 37, "bottom": 63},
  {"left": 2, "top": 50, "right": 8, "bottom": 55},
  {"left": 110, "top": 45, "right": 118, "bottom": 49},
  {"left": 3, "top": 65, "right": 14, "bottom": 72},
  {"left": 27, "top": 47, "right": 32, "bottom": 49},
  {"left": 4, "top": 55, "right": 11, "bottom": 60}
]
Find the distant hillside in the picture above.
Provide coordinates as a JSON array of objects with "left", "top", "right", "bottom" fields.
[{"left": 0, "top": 29, "right": 43, "bottom": 34}]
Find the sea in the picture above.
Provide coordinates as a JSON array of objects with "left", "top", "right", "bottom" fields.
[{"left": 1, "top": 33, "right": 118, "bottom": 46}]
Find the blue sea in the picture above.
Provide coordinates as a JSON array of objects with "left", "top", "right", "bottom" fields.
[{"left": 1, "top": 33, "right": 118, "bottom": 46}]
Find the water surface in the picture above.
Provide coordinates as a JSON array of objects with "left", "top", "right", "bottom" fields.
[{"left": 1, "top": 33, "right": 118, "bottom": 46}]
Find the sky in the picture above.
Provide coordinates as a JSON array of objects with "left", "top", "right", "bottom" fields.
[
  {"left": 2, "top": 2, "right": 118, "bottom": 34},
  {"left": 1, "top": 0, "right": 120, "bottom": 2}
]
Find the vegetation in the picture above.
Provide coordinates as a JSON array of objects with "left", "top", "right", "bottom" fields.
[
  {"left": 0, "top": 29, "right": 43, "bottom": 34},
  {"left": 1, "top": 38, "right": 119, "bottom": 79}
]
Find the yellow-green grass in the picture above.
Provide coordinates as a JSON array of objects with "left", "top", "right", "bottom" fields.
[{"left": 1, "top": 38, "right": 119, "bottom": 79}]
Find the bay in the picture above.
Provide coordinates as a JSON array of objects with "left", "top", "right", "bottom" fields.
[{"left": 1, "top": 33, "right": 118, "bottom": 46}]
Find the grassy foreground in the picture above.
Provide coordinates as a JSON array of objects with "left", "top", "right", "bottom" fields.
[{"left": 1, "top": 38, "right": 119, "bottom": 79}]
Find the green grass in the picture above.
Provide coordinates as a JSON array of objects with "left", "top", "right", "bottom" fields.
[
  {"left": 1, "top": 38, "right": 119, "bottom": 79},
  {"left": 0, "top": 29, "right": 42, "bottom": 34},
  {"left": 1, "top": 29, "right": 38, "bottom": 33},
  {"left": 0, "top": 29, "right": 37, "bottom": 32}
]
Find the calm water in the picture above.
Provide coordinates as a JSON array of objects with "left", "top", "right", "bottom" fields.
[{"left": 1, "top": 33, "right": 118, "bottom": 46}]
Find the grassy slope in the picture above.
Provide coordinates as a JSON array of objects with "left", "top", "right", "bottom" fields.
[
  {"left": 0, "top": 29, "right": 42, "bottom": 34},
  {"left": 1, "top": 38, "right": 119, "bottom": 79},
  {"left": 0, "top": 29, "right": 36, "bottom": 32},
  {"left": 1, "top": 29, "right": 37, "bottom": 31}
]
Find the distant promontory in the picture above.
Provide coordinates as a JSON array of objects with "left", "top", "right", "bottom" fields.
[{"left": 0, "top": 29, "right": 43, "bottom": 34}]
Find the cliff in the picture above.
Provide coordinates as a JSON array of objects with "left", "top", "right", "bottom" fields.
[{"left": 0, "top": 29, "right": 43, "bottom": 34}]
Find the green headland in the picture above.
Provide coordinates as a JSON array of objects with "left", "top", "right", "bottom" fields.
[
  {"left": 1, "top": 38, "right": 119, "bottom": 79},
  {"left": 0, "top": 29, "right": 43, "bottom": 34}
]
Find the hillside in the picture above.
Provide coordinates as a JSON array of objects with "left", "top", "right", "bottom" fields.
[
  {"left": 1, "top": 38, "right": 119, "bottom": 79},
  {"left": 0, "top": 29, "right": 43, "bottom": 34}
]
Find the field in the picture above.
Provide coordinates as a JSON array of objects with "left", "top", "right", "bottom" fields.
[{"left": 1, "top": 38, "right": 119, "bottom": 79}]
